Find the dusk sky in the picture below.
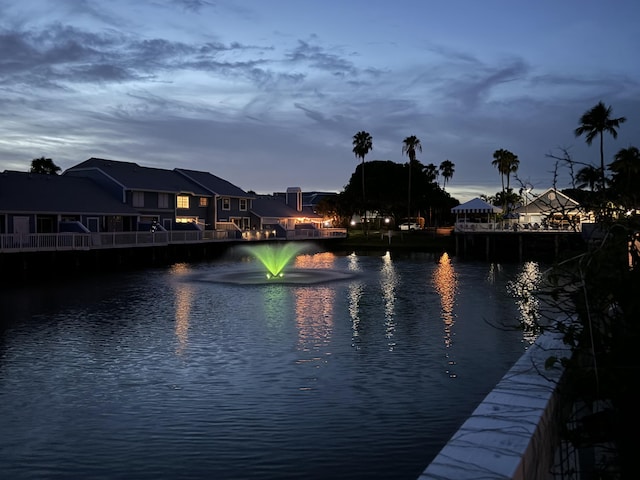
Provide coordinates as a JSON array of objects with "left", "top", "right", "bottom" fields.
[{"left": 1, "top": 0, "right": 638, "bottom": 202}]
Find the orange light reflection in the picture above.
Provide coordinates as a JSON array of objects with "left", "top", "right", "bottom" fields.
[
  {"left": 173, "top": 283, "right": 194, "bottom": 356},
  {"left": 433, "top": 252, "right": 458, "bottom": 378}
]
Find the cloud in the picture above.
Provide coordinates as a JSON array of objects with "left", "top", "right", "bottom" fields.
[{"left": 285, "top": 40, "right": 357, "bottom": 77}]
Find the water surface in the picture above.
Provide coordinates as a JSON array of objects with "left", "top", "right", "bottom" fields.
[{"left": 0, "top": 249, "right": 539, "bottom": 479}]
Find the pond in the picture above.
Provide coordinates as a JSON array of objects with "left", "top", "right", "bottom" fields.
[{"left": 0, "top": 245, "right": 543, "bottom": 479}]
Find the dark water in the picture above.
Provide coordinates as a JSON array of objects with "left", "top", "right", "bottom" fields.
[{"left": 0, "top": 248, "right": 541, "bottom": 480}]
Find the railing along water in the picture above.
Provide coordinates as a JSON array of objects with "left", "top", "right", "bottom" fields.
[{"left": 0, "top": 228, "right": 347, "bottom": 253}]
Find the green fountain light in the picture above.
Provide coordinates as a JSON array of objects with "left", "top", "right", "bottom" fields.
[{"left": 243, "top": 243, "right": 308, "bottom": 279}]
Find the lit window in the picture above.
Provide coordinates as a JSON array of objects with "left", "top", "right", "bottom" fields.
[
  {"left": 177, "top": 196, "right": 189, "bottom": 209},
  {"left": 222, "top": 197, "right": 230, "bottom": 210},
  {"left": 158, "top": 193, "right": 169, "bottom": 208},
  {"left": 239, "top": 199, "right": 247, "bottom": 211},
  {"left": 199, "top": 197, "right": 208, "bottom": 207},
  {"left": 132, "top": 191, "right": 144, "bottom": 207}
]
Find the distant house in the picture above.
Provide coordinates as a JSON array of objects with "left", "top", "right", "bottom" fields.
[
  {"left": 0, "top": 170, "right": 138, "bottom": 235},
  {"left": 174, "top": 168, "right": 254, "bottom": 231},
  {"left": 250, "top": 187, "right": 323, "bottom": 237},
  {"left": 65, "top": 158, "right": 214, "bottom": 231},
  {"left": 513, "top": 188, "right": 589, "bottom": 229}
]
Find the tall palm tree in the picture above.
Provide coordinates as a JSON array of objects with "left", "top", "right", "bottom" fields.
[
  {"left": 402, "top": 135, "right": 422, "bottom": 223},
  {"left": 352, "top": 131, "right": 373, "bottom": 233},
  {"left": 574, "top": 101, "right": 626, "bottom": 191},
  {"left": 491, "top": 149, "right": 519, "bottom": 191},
  {"left": 439, "top": 160, "right": 455, "bottom": 190},
  {"left": 491, "top": 149, "right": 519, "bottom": 210}
]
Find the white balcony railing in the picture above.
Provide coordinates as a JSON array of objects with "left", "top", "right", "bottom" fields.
[
  {"left": 454, "top": 222, "right": 583, "bottom": 233},
  {"left": 0, "top": 227, "right": 347, "bottom": 253}
]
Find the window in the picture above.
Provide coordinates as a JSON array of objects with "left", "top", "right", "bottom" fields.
[
  {"left": 222, "top": 197, "right": 230, "bottom": 210},
  {"left": 239, "top": 198, "right": 247, "bottom": 211},
  {"left": 199, "top": 197, "right": 208, "bottom": 207},
  {"left": 158, "top": 193, "right": 169, "bottom": 208},
  {"left": 177, "top": 195, "right": 189, "bottom": 209},
  {"left": 132, "top": 191, "right": 144, "bottom": 207}
]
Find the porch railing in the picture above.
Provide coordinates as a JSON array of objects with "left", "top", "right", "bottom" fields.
[
  {"left": 454, "top": 222, "right": 583, "bottom": 233},
  {"left": 0, "top": 227, "right": 347, "bottom": 253}
]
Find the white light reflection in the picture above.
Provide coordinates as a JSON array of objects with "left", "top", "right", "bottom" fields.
[
  {"left": 507, "top": 261, "right": 542, "bottom": 344},
  {"left": 348, "top": 281, "right": 364, "bottom": 349},
  {"left": 486, "top": 263, "right": 502, "bottom": 284},
  {"left": 433, "top": 252, "right": 458, "bottom": 377},
  {"left": 347, "top": 252, "right": 364, "bottom": 349},
  {"left": 380, "top": 252, "right": 398, "bottom": 350}
]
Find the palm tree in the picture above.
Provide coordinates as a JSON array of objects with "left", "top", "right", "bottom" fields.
[
  {"left": 574, "top": 101, "right": 626, "bottom": 191},
  {"left": 423, "top": 163, "right": 438, "bottom": 183},
  {"left": 576, "top": 165, "right": 601, "bottom": 191},
  {"left": 439, "top": 160, "right": 455, "bottom": 190},
  {"left": 352, "top": 131, "right": 373, "bottom": 233},
  {"left": 30, "top": 157, "right": 61, "bottom": 175},
  {"left": 491, "top": 149, "right": 519, "bottom": 197},
  {"left": 608, "top": 146, "right": 640, "bottom": 206},
  {"left": 402, "top": 135, "right": 422, "bottom": 223}
]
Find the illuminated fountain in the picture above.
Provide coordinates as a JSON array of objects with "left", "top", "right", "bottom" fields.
[
  {"left": 244, "top": 242, "right": 307, "bottom": 279},
  {"left": 198, "top": 242, "right": 355, "bottom": 285}
]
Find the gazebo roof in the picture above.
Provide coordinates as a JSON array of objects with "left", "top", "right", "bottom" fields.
[{"left": 451, "top": 198, "right": 503, "bottom": 214}]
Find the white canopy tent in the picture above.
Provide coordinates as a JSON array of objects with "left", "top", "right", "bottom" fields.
[{"left": 452, "top": 198, "right": 502, "bottom": 230}]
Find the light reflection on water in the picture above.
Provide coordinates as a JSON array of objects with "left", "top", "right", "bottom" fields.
[
  {"left": 507, "top": 261, "right": 543, "bottom": 344},
  {"left": 0, "top": 251, "right": 546, "bottom": 480},
  {"left": 433, "top": 252, "right": 459, "bottom": 378}
]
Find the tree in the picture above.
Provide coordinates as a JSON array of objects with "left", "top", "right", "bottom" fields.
[
  {"left": 30, "top": 157, "right": 61, "bottom": 175},
  {"left": 402, "top": 135, "right": 422, "bottom": 222},
  {"left": 352, "top": 131, "right": 373, "bottom": 234},
  {"left": 439, "top": 160, "right": 455, "bottom": 190},
  {"left": 423, "top": 163, "right": 438, "bottom": 184},
  {"left": 608, "top": 146, "right": 640, "bottom": 208},
  {"left": 575, "top": 165, "right": 601, "bottom": 191},
  {"left": 574, "top": 101, "right": 626, "bottom": 191},
  {"left": 342, "top": 159, "right": 457, "bottom": 227},
  {"left": 491, "top": 149, "right": 519, "bottom": 209}
]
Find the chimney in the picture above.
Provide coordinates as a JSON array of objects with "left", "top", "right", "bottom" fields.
[{"left": 286, "top": 187, "right": 302, "bottom": 212}]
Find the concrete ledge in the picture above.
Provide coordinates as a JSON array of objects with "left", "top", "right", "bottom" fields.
[{"left": 419, "top": 329, "right": 571, "bottom": 480}]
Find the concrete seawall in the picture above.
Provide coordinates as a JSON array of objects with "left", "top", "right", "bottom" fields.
[{"left": 419, "top": 329, "right": 571, "bottom": 479}]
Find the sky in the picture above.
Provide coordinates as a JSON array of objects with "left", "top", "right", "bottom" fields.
[{"left": 1, "top": 0, "right": 638, "bottom": 202}]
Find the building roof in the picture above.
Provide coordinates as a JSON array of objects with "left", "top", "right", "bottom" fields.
[
  {"left": 0, "top": 171, "right": 138, "bottom": 215},
  {"left": 451, "top": 197, "right": 503, "bottom": 214},
  {"left": 513, "top": 188, "right": 580, "bottom": 214},
  {"left": 250, "top": 195, "right": 321, "bottom": 219},
  {"left": 67, "top": 158, "right": 210, "bottom": 195},
  {"left": 174, "top": 168, "right": 252, "bottom": 198}
]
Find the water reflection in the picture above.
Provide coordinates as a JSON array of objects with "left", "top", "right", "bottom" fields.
[
  {"left": 433, "top": 252, "right": 458, "bottom": 377},
  {"left": 294, "top": 253, "right": 336, "bottom": 389},
  {"left": 347, "top": 253, "right": 364, "bottom": 348},
  {"left": 171, "top": 264, "right": 194, "bottom": 355},
  {"left": 486, "top": 263, "right": 503, "bottom": 284},
  {"left": 380, "top": 252, "right": 398, "bottom": 350},
  {"left": 507, "top": 261, "right": 542, "bottom": 344},
  {"left": 295, "top": 286, "right": 335, "bottom": 353}
]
